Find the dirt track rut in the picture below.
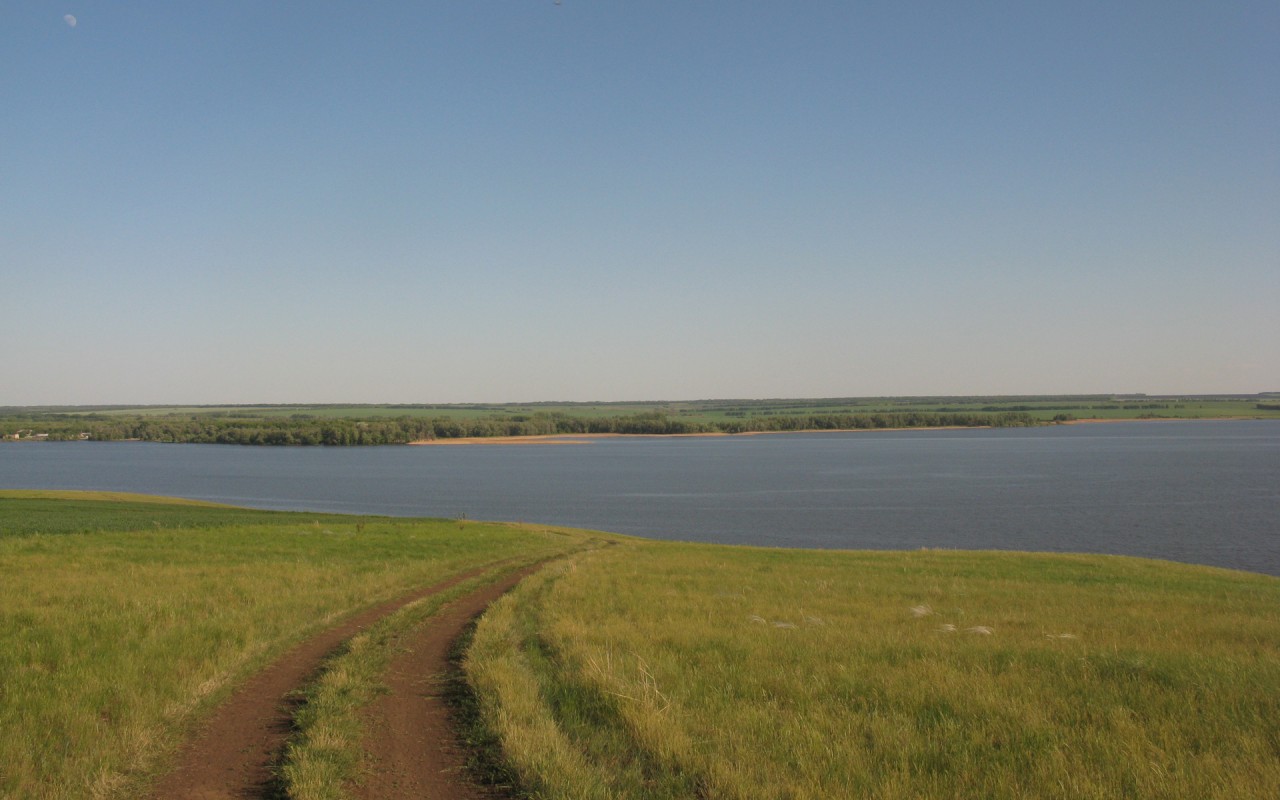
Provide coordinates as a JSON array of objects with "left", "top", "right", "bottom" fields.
[
  {"left": 149, "top": 564, "right": 520, "bottom": 800},
  {"left": 352, "top": 565, "right": 537, "bottom": 799}
]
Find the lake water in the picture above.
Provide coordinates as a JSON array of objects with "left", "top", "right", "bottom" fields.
[{"left": 2, "top": 421, "right": 1277, "bottom": 576}]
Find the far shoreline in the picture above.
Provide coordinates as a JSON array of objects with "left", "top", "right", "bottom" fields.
[{"left": 406, "top": 417, "right": 1258, "bottom": 446}]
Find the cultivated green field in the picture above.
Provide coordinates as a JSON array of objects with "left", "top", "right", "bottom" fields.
[
  {"left": 0, "top": 492, "right": 595, "bottom": 799},
  {"left": 4, "top": 494, "right": 1278, "bottom": 799},
  {"left": 468, "top": 541, "right": 1280, "bottom": 799},
  {"left": 9, "top": 394, "right": 1280, "bottom": 422}
]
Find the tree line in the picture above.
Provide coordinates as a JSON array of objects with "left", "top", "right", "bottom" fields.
[{"left": 1, "top": 410, "right": 1038, "bottom": 446}]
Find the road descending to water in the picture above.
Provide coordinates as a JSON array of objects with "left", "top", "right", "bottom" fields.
[{"left": 150, "top": 564, "right": 530, "bottom": 800}]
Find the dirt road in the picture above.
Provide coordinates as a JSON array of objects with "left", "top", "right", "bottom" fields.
[{"left": 149, "top": 564, "right": 525, "bottom": 799}]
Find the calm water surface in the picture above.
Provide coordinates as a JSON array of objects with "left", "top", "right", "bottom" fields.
[{"left": 2, "top": 421, "right": 1277, "bottom": 576}]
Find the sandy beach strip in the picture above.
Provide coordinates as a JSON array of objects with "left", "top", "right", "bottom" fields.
[
  {"left": 408, "top": 432, "right": 748, "bottom": 445},
  {"left": 406, "top": 427, "right": 1002, "bottom": 446}
]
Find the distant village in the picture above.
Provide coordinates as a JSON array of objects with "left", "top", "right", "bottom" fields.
[{"left": 6, "top": 430, "right": 90, "bottom": 440}]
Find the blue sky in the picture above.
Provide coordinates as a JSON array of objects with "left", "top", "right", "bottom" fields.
[{"left": 4, "top": 1, "right": 1277, "bottom": 404}]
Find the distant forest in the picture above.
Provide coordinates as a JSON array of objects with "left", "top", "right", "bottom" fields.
[{"left": 0, "top": 410, "right": 1036, "bottom": 446}]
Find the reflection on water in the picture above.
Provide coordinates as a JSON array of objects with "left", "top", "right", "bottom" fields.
[{"left": 2, "top": 421, "right": 1277, "bottom": 576}]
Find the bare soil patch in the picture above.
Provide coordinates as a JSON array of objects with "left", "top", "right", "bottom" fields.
[{"left": 148, "top": 565, "right": 500, "bottom": 800}]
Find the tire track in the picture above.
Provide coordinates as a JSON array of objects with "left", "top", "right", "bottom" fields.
[
  {"left": 149, "top": 564, "right": 508, "bottom": 800},
  {"left": 352, "top": 565, "right": 539, "bottom": 799}
]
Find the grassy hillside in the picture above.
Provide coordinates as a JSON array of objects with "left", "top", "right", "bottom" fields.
[
  {"left": 4, "top": 493, "right": 1277, "bottom": 799},
  {"left": 468, "top": 541, "right": 1280, "bottom": 799},
  {"left": 0, "top": 492, "right": 593, "bottom": 799}
]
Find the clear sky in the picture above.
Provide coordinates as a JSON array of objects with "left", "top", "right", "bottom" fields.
[{"left": 4, "top": 1, "right": 1277, "bottom": 404}]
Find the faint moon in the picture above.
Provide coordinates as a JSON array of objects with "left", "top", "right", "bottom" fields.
[{"left": 64, "top": 14, "right": 77, "bottom": 28}]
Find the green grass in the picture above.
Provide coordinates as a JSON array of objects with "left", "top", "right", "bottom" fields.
[
  {"left": 8, "top": 403, "right": 673, "bottom": 420},
  {"left": 0, "top": 490, "right": 365, "bottom": 537},
  {"left": 0, "top": 493, "right": 592, "bottom": 799},
  {"left": 7, "top": 493, "right": 1279, "bottom": 799},
  {"left": 467, "top": 542, "right": 1280, "bottom": 799}
]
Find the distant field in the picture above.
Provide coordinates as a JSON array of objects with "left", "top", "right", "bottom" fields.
[
  {"left": 671, "top": 395, "right": 1280, "bottom": 423},
  {"left": 9, "top": 394, "right": 1279, "bottom": 423},
  {"left": 4, "top": 403, "right": 671, "bottom": 420}
]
